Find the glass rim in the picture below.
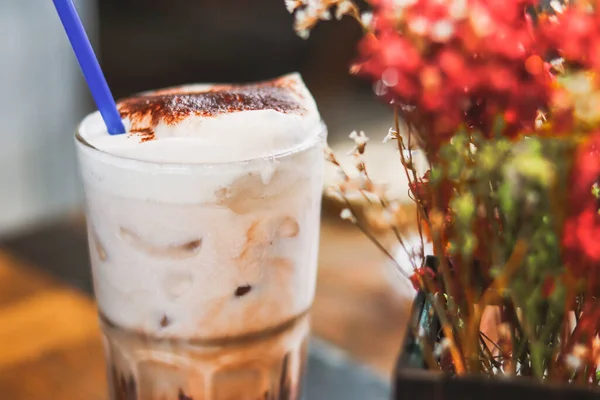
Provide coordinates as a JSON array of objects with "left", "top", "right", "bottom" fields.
[{"left": 75, "top": 121, "right": 327, "bottom": 170}]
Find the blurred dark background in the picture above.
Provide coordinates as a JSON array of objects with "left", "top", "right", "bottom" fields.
[
  {"left": 99, "top": 0, "right": 361, "bottom": 97},
  {"left": 97, "top": 0, "right": 390, "bottom": 133},
  {"left": 0, "top": 0, "right": 390, "bottom": 237}
]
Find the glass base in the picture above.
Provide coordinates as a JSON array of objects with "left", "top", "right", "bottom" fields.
[{"left": 101, "top": 313, "right": 309, "bottom": 400}]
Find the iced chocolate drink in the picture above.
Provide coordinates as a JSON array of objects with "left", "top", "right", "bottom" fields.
[{"left": 75, "top": 74, "right": 326, "bottom": 400}]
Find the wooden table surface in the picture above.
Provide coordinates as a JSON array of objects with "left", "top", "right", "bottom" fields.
[{"left": 0, "top": 214, "right": 411, "bottom": 399}]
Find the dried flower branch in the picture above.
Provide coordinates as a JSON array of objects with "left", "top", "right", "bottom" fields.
[
  {"left": 287, "top": 0, "right": 363, "bottom": 38},
  {"left": 290, "top": 0, "right": 600, "bottom": 387}
]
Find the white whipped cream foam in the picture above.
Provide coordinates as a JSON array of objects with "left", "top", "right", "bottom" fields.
[
  {"left": 76, "top": 74, "right": 326, "bottom": 339},
  {"left": 78, "top": 73, "right": 322, "bottom": 164}
]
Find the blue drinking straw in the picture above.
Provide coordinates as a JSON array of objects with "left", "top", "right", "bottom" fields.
[{"left": 53, "top": 0, "right": 126, "bottom": 135}]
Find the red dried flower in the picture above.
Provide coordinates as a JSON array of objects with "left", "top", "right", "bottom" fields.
[
  {"left": 354, "top": 0, "right": 552, "bottom": 149},
  {"left": 562, "top": 130, "right": 600, "bottom": 289},
  {"left": 410, "top": 265, "right": 437, "bottom": 291},
  {"left": 410, "top": 170, "right": 454, "bottom": 214},
  {"left": 540, "top": 5, "right": 600, "bottom": 72}
]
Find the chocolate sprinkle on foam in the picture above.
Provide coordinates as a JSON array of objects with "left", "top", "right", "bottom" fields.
[
  {"left": 160, "top": 315, "right": 170, "bottom": 328},
  {"left": 118, "top": 77, "right": 306, "bottom": 139},
  {"left": 235, "top": 285, "right": 252, "bottom": 297}
]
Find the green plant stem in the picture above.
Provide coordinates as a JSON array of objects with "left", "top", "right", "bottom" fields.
[
  {"left": 479, "top": 334, "right": 503, "bottom": 372},
  {"left": 466, "top": 240, "right": 527, "bottom": 374},
  {"left": 517, "top": 303, "right": 545, "bottom": 379},
  {"left": 538, "top": 310, "right": 563, "bottom": 377},
  {"left": 420, "top": 275, "right": 466, "bottom": 375}
]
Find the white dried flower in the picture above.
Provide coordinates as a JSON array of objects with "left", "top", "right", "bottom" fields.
[
  {"left": 469, "top": 142, "right": 477, "bottom": 154},
  {"left": 449, "top": 0, "right": 468, "bottom": 20},
  {"left": 550, "top": 0, "right": 564, "bottom": 14},
  {"left": 336, "top": 0, "right": 355, "bottom": 20},
  {"left": 564, "top": 344, "right": 589, "bottom": 372},
  {"left": 550, "top": 57, "right": 565, "bottom": 74},
  {"left": 469, "top": 6, "right": 493, "bottom": 37},
  {"left": 340, "top": 208, "right": 357, "bottom": 223},
  {"left": 431, "top": 19, "right": 455, "bottom": 42},
  {"left": 361, "top": 11, "right": 374, "bottom": 29},
  {"left": 394, "top": 0, "right": 418, "bottom": 7},
  {"left": 298, "top": 29, "right": 310, "bottom": 39},
  {"left": 565, "top": 354, "right": 584, "bottom": 371},
  {"left": 319, "top": 8, "right": 332, "bottom": 21},
  {"left": 294, "top": 8, "right": 310, "bottom": 28},
  {"left": 324, "top": 145, "right": 337, "bottom": 163},
  {"left": 399, "top": 103, "right": 416, "bottom": 113},
  {"left": 535, "top": 110, "right": 547, "bottom": 129},
  {"left": 291, "top": 0, "right": 338, "bottom": 38},
  {"left": 349, "top": 64, "right": 361, "bottom": 75},
  {"left": 285, "top": 0, "right": 305, "bottom": 13},
  {"left": 383, "top": 127, "right": 398, "bottom": 143},
  {"left": 382, "top": 67, "right": 399, "bottom": 87},
  {"left": 350, "top": 130, "right": 369, "bottom": 145},
  {"left": 433, "top": 338, "right": 451, "bottom": 358},
  {"left": 373, "top": 80, "right": 388, "bottom": 96},
  {"left": 409, "top": 16, "right": 429, "bottom": 36},
  {"left": 348, "top": 130, "right": 370, "bottom": 154}
]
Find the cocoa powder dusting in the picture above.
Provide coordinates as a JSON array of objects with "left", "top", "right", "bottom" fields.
[
  {"left": 131, "top": 127, "right": 155, "bottom": 143},
  {"left": 118, "top": 77, "right": 305, "bottom": 140}
]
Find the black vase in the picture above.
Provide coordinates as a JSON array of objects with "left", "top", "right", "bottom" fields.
[{"left": 393, "top": 257, "right": 600, "bottom": 400}]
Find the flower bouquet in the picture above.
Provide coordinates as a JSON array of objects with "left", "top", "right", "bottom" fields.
[{"left": 289, "top": 0, "right": 600, "bottom": 397}]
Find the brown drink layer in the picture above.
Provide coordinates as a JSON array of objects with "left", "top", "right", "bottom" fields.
[
  {"left": 117, "top": 76, "right": 307, "bottom": 140},
  {"left": 103, "top": 313, "right": 310, "bottom": 400}
]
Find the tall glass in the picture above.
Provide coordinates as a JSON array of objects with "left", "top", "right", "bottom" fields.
[{"left": 75, "top": 123, "right": 326, "bottom": 400}]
